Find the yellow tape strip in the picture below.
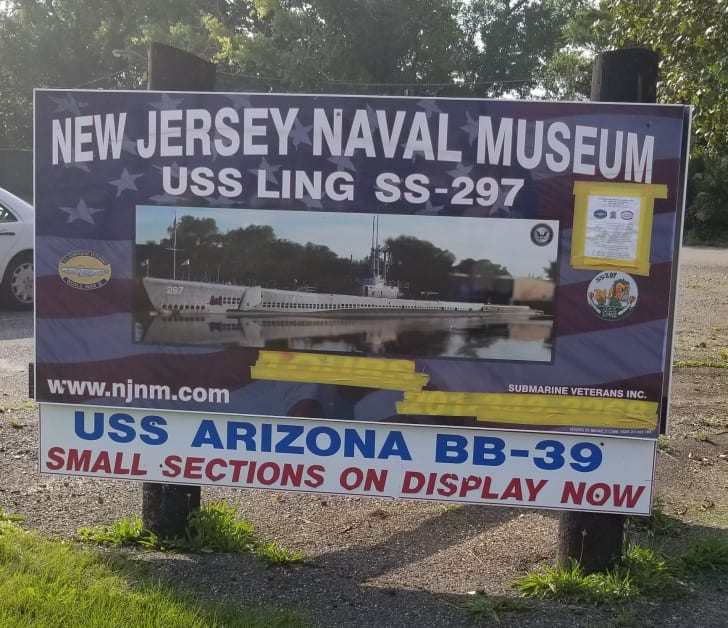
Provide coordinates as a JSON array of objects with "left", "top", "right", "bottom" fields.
[
  {"left": 396, "top": 391, "right": 658, "bottom": 430},
  {"left": 255, "top": 351, "right": 418, "bottom": 373},
  {"left": 251, "top": 351, "right": 429, "bottom": 391},
  {"left": 251, "top": 366, "right": 429, "bottom": 391},
  {"left": 395, "top": 403, "right": 657, "bottom": 430},
  {"left": 400, "top": 391, "right": 654, "bottom": 412},
  {"left": 571, "top": 181, "right": 668, "bottom": 276}
]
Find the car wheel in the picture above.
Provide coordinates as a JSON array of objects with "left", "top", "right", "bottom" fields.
[{"left": 1, "top": 252, "right": 33, "bottom": 310}]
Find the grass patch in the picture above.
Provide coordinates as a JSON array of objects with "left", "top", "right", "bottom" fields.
[
  {"left": 657, "top": 434, "right": 672, "bottom": 453},
  {"left": 79, "top": 501, "right": 303, "bottom": 565},
  {"left": 0, "top": 510, "right": 23, "bottom": 523},
  {"left": 78, "top": 515, "right": 155, "bottom": 548},
  {"left": 0, "top": 401, "right": 36, "bottom": 413},
  {"left": 0, "top": 519, "right": 307, "bottom": 627},
  {"left": 699, "top": 416, "right": 728, "bottom": 428},
  {"left": 460, "top": 593, "right": 531, "bottom": 621},
  {"left": 437, "top": 503, "right": 464, "bottom": 513},
  {"left": 673, "top": 359, "right": 728, "bottom": 368},
  {"left": 678, "top": 537, "right": 728, "bottom": 573},
  {"left": 513, "top": 534, "right": 728, "bottom": 608},
  {"left": 513, "top": 545, "right": 686, "bottom": 605},
  {"left": 689, "top": 431, "right": 709, "bottom": 442}
]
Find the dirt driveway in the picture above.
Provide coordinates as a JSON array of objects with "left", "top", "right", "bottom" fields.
[{"left": 1, "top": 246, "right": 727, "bottom": 627}]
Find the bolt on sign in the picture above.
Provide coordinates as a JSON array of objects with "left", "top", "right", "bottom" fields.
[{"left": 34, "top": 90, "right": 691, "bottom": 514}]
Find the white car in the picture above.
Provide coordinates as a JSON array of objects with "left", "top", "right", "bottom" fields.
[{"left": 0, "top": 187, "right": 33, "bottom": 309}]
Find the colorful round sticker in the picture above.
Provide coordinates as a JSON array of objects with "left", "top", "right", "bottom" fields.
[
  {"left": 58, "top": 250, "right": 112, "bottom": 290},
  {"left": 587, "top": 271, "right": 638, "bottom": 321}
]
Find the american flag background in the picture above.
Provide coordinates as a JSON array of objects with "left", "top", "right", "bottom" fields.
[{"left": 34, "top": 90, "right": 689, "bottom": 437}]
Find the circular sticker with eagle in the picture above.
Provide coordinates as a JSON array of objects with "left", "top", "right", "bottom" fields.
[{"left": 587, "top": 271, "right": 638, "bottom": 321}]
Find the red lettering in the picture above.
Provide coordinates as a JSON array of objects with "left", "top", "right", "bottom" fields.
[
  {"left": 340, "top": 467, "right": 363, "bottom": 490},
  {"left": 612, "top": 484, "right": 646, "bottom": 508},
  {"left": 586, "top": 482, "right": 610, "bottom": 506},
  {"left": 479, "top": 476, "right": 499, "bottom": 499},
  {"left": 229, "top": 459, "right": 247, "bottom": 482},
  {"left": 363, "top": 468, "right": 387, "bottom": 492},
  {"left": 402, "top": 471, "right": 425, "bottom": 494},
  {"left": 280, "top": 463, "right": 304, "bottom": 487},
  {"left": 46, "top": 446, "right": 65, "bottom": 471},
  {"left": 90, "top": 451, "right": 111, "bottom": 474},
  {"left": 162, "top": 455, "right": 182, "bottom": 478},
  {"left": 130, "top": 453, "right": 147, "bottom": 476},
  {"left": 560, "top": 481, "right": 585, "bottom": 504},
  {"left": 525, "top": 478, "right": 547, "bottom": 501},
  {"left": 560, "top": 481, "right": 646, "bottom": 510},
  {"left": 205, "top": 458, "right": 227, "bottom": 482},
  {"left": 245, "top": 460, "right": 257, "bottom": 483},
  {"left": 500, "top": 478, "right": 523, "bottom": 501},
  {"left": 183, "top": 456, "right": 205, "bottom": 479},
  {"left": 257, "top": 462, "right": 280, "bottom": 485},
  {"left": 111, "top": 452, "right": 130, "bottom": 474},
  {"left": 459, "top": 475, "right": 481, "bottom": 497},
  {"left": 305, "top": 464, "right": 325, "bottom": 488},
  {"left": 67, "top": 448, "right": 92, "bottom": 472},
  {"left": 437, "top": 473, "right": 458, "bottom": 497}
]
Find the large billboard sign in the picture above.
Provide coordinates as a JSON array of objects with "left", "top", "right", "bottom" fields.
[{"left": 34, "top": 90, "right": 690, "bottom": 513}]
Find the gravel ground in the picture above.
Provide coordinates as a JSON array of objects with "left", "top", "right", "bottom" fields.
[{"left": 1, "top": 246, "right": 727, "bottom": 627}]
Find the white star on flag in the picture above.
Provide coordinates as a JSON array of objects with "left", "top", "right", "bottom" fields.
[
  {"left": 150, "top": 94, "right": 184, "bottom": 110},
  {"left": 448, "top": 163, "right": 474, "bottom": 178},
  {"left": 50, "top": 94, "right": 86, "bottom": 116},
  {"left": 109, "top": 169, "right": 143, "bottom": 197},
  {"left": 291, "top": 119, "right": 313, "bottom": 148},
  {"left": 59, "top": 199, "right": 104, "bottom": 224},
  {"left": 249, "top": 157, "right": 281, "bottom": 184},
  {"left": 460, "top": 111, "right": 480, "bottom": 144},
  {"left": 417, "top": 99, "right": 443, "bottom": 118}
]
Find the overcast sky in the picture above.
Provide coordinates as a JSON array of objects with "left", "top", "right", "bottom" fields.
[{"left": 136, "top": 206, "right": 558, "bottom": 277}]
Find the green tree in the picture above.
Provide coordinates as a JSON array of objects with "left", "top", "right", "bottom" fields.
[
  {"left": 1, "top": 0, "right": 584, "bottom": 148},
  {"left": 385, "top": 235, "right": 456, "bottom": 298},
  {"left": 459, "top": 0, "right": 583, "bottom": 98},
  {"left": 594, "top": 0, "right": 728, "bottom": 157},
  {"left": 203, "top": 0, "right": 465, "bottom": 94},
  {"left": 0, "top": 0, "right": 239, "bottom": 147},
  {"left": 585, "top": 0, "right": 728, "bottom": 241}
]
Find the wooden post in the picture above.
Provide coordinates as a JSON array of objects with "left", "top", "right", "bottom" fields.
[
  {"left": 590, "top": 48, "right": 658, "bottom": 103},
  {"left": 557, "top": 48, "right": 659, "bottom": 574},
  {"left": 141, "top": 43, "right": 215, "bottom": 540},
  {"left": 147, "top": 42, "right": 216, "bottom": 92}
]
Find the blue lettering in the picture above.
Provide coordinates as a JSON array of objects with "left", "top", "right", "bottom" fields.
[
  {"left": 378, "top": 431, "right": 412, "bottom": 460},
  {"left": 191, "top": 419, "right": 224, "bottom": 449},
  {"left": 108, "top": 413, "right": 135, "bottom": 443},
  {"left": 435, "top": 434, "right": 468, "bottom": 463},
  {"left": 140, "top": 415, "right": 168, "bottom": 445},
  {"left": 275, "top": 425, "right": 305, "bottom": 454},
  {"left": 74, "top": 410, "right": 104, "bottom": 440},
  {"left": 343, "top": 429, "right": 376, "bottom": 458},
  {"left": 472, "top": 436, "right": 506, "bottom": 466},
  {"left": 307, "top": 426, "right": 340, "bottom": 456},
  {"left": 226, "top": 421, "right": 256, "bottom": 450},
  {"left": 261, "top": 423, "right": 272, "bottom": 452}
]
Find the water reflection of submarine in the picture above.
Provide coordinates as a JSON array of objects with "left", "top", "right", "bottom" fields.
[{"left": 140, "top": 315, "right": 541, "bottom": 347}]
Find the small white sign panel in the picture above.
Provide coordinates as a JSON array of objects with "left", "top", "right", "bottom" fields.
[
  {"left": 584, "top": 195, "right": 641, "bottom": 261},
  {"left": 40, "top": 404, "right": 656, "bottom": 514}
]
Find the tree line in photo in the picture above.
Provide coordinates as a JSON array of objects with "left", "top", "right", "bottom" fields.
[
  {"left": 2, "top": 1, "right": 723, "bottom": 241},
  {"left": 135, "top": 215, "right": 539, "bottom": 303}
]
